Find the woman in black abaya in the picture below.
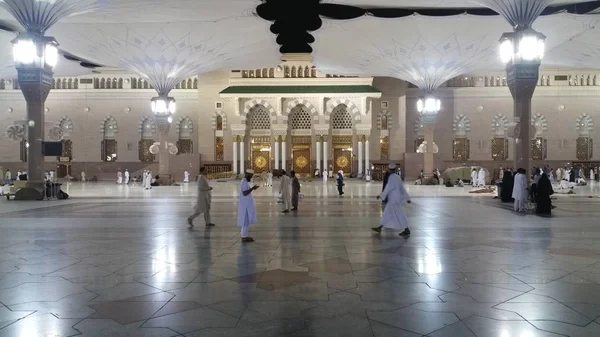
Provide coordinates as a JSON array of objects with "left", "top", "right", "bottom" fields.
[
  {"left": 500, "top": 169, "right": 514, "bottom": 202},
  {"left": 536, "top": 173, "right": 554, "bottom": 215}
]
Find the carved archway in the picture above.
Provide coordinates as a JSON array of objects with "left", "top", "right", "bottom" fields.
[
  {"left": 452, "top": 114, "right": 471, "bottom": 137},
  {"left": 377, "top": 110, "right": 391, "bottom": 130},
  {"left": 491, "top": 113, "right": 508, "bottom": 137},
  {"left": 284, "top": 99, "right": 319, "bottom": 123},
  {"left": 325, "top": 98, "right": 361, "bottom": 123},
  {"left": 242, "top": 99, "right": 277, "bottom": 121},
  {"left": 212, "top": 110, "right": 227, "bottom": 130},
  {"left": 531, "top": 113, "right": 548, "bottom": 138},
  {"left": 576, "top": 113, "right": 594, "bottom": 136}
]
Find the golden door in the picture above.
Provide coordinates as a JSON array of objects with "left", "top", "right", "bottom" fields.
[
  {"left": 292, "top": 148, "right": 311, "bottom": 176},
  {"left": 333, "top": 148, "right": 351, "bottom": 174},
  {"left": 251, "top": 150, "right": 270, "bottom": 173}
]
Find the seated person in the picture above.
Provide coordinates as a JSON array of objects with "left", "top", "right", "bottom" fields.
[{"left": 151, "top": 175, "right": 160, "bottom": 187}]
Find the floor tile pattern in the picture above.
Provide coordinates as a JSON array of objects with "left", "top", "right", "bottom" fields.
[{"left": 0, "top": 180, "right": 599, "bottom": 336}]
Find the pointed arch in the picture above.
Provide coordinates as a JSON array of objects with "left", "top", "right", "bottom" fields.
[
  {"left": 531, "top": 113, "right": 548, "bottom": 137},
  {"left": 138, "top": 116, "right": 156, "bottom": 139},
  {"left": 377, "top": 110, "right": 392, "bottom": 130},
  {"left": 414, "top": 116, "right": 424, "bottom": 137},
  {"left": 325, "top": 98, "right": 362, "bottom": 123},
  {"left": 242, "top": 99, "right": 277, "bottom": 122},
  {"left": 176, "top": 116, "right": 194, "bottom": 139},
  {"left": 491, "top": 113, "right": 508, "bottom": 137},
  {"left": 58, "top": 116, "right": 74, "bottom": 139},
  {"left": 452, "top": 113, "right": 471, "bottom": 137},
  {"left": 212, "top": 110, "right": 228, "bottom": 130},
  {"left": 283, "top": 99, "right": 319, "bottom": 124},
  {"left": 575, "top": 113, "right": 594, "bottom": 136},
  {"left": 101, "top": 116, "right": 118, "bottom": 139}
]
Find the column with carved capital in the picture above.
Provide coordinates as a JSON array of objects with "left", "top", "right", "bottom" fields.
[
  {"left": 281, "top": 140, "right": 287, "bottom": 172},
  {"left": 239, "top": 136, "right": 245, "bottom": 175},
  {"left": 323, "top": 137, "right": 328, "bottom": 174},
  {"left": 316, "top": 136, "right": 322, "bottom": 173},
  {"left": 358, "top": 136, "right": 364, "bottom": 177},
  {"left": 233, "top": 136, "right": 238, "bottom": 174},
  {"left": 365, "top": 136, "right": 370, "bottom": 176},
  {"left": 274, "top": 136, "right": 280, "bottom": 170},
  {"left": 155, "top": 116, "right": 171, "bottom": 184}
]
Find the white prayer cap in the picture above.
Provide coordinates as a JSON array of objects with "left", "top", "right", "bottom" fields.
[
  {"left": 388, "top": 163, "right": 397, "bottom": 169},
  {"left": 246, "top": 169, "right": 255, "bottom": 174},
  {"left": 338, "top": 170, "right": 343, "bottom": 174}
]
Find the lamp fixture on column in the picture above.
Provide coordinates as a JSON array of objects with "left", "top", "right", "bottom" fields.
[
  {"left": 416, "top": 95, "right": 441, "bottom": 118},
  {"left": 12, "top": 34, "right": 59, "bottom": 69},
  {"left": 499, "top": 28, "right": 545, "bottom": 65},
  {"left": 150, "top": 95, "right": 176, "bottom": 122}
]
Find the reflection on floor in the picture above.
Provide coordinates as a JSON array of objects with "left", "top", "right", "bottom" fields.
[{"left": 0, "top": 179, "right": 600, "bottom": 336}]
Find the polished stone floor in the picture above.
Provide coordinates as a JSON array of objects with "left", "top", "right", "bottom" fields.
[{"left": 1, "top": 179, "right": 600, "bottom": 336}]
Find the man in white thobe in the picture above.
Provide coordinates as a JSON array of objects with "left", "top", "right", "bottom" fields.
[
  {"left": 266, "top": 171, "right": 273, "bottom": 187},
  {"left": 142, "top": 170, "right": 147, "bottom": 186},
  {"left": 471, "top": 169, "right": 478, "bottom": 187},
  {"left": 144, "top": 170, "right": 152, "bottom": 190},
  {"left": 478, "top": 168, "right": 486, "bottom": 187},
  {"left": 183, "top": 170, "right": 190, "bottom": 183},
  {"left": 372, "top": 164, "right": 412, "bottom": 237},
  {"left": 188, "top": 167, "right": 214, "bottom": 228},
  {"left": 117, "top": 171, "right": 123, "bottom": 184},
  {"left": 80, "top": 171, "right": 86, "bottom": 182},
  {"left": 16, "top": 170, "right": 21, "bottom": 181},
  {"left": 591, "top": 169, "right": 595, "bottom": 181},
  {"left": 124, "top": 169, "right": 130, "bottom": 184},
  {"left": 512, "top": 169, "right": 528, "bottom": 212},
  {"left": 280, "top": 170, "right": 292, "bottom": 213},
  {"left": 238, "top": 169, "right": 259, "bottom": 242},
  {"left": 322, "top": 170, "right": 328, "bottom": 183},
  {"left": 4, "top": 170, "right": 11, "bottom": 183}
]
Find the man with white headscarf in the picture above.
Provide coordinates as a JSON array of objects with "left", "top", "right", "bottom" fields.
[
  {"left": 373, "top": 163, "right": 412, "bottom": 237},
  {"left": 238, "top": 169, "right": 259, "bottom": 242},
  {"left": 512, "top": 168, "right": 528, "bottom": 212},
  {"left": 471, "top": 169, "right": 478, "bottom": 187},
  {"left": 478, "top": 168, "right": 486, "bottom": 187},
  {"left": 279, "top": 170, "right": 292, "bottom": 213}
]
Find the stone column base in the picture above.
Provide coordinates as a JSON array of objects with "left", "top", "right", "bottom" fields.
[{"left": 158, "top": 174, "right": 172, "bottom": 186}]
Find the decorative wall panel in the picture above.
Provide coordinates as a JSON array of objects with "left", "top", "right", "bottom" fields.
[
  {"left": 59, "top": 140, "right": 73, "bottom": 161},
  {"left": 292, "top": 148, "right": 311, "bottom": 176},
  {"left": 531, "top": 137, "right": 546, "bottom": 160},
  {"left": 138, "top": 139, "right": 155, "bottom": 163},
  {"left": 20, "top": 140, "right": 27, "bottom": 162},
  {"left": 576, "top": 137, "right": 593, "bottom": 160},
  {"left": 251, "top": 146, "right": 270, "bottom": 173},
  {"left": 380, "top": 136, "right": 389, "bottom": 160},
  {"left": 101, "top": 139, "right": 117, "bottom": 162},
  {"left": 214, "top": 137, "right": 224, "bottom": 161},
  {"left": 334, "top": 148, "right": 351, "bottom": 173},
  {"left": 177, "top": 139, "right": 193, "bottom": 155},
  {"left": 453, "top": 138, "right": 470, "bottom": 161},
  {"left": 491, "top": 138, "right": 509, "bottom": 161}
]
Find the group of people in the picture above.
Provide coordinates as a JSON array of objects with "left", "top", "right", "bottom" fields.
[
  {"left": 186, "top": 163, "right": 414, "bottom": 243},
  {"left": 499, "top": 167, "right": 554, "bottom": 215},
  {"left": 116, "top": 169, "right": 130, "bottom": 184},
  {"left": 470, "top": 168, "right": 487, "bottom": 187},
  {"left": 2, "top": 169, "right": 27, "bottom": 184}
]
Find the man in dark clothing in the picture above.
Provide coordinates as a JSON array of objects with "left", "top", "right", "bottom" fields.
[
  {"left": 500, "top": 169, "right": 514, "bottom": 202},
  {"left": 291, "top": 171, "right": 300, "bottom": 211}
]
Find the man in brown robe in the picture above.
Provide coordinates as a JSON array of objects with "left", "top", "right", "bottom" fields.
[{"left": 188, "top": 167, "right": 215, "bottom": 228}]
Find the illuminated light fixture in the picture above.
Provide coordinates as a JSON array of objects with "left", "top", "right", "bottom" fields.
[
  {"left": 417, "top": 96, "right": 441, "bottom": 114},
  {"left": 151, "top": 95, "right": 176, "bottom": 116},
  {"left": 12, "top": 34, "right": 60, "bottom": 69},
  {"left": 499, "top": 28, "right": 545, "bottom": 64}
]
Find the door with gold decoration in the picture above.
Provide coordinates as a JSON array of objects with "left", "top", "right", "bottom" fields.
[
  {"left": 292, "top": 148, "right": 311, "bottom": 176},
  {"left": 251, "top": 148, "right": 270, "bottom": 174},
  {"left": 334, "top": 149, "right": 351, "bottom": 174}
]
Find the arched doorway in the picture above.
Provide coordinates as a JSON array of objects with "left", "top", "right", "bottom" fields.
[
  {"left": 101, "top": 116, "right": 118, "bottom": 162},
  {"left": 247, "top": 105, "right": 271, "bottom": 173},
  {"left": 139, "top": 117, "right": 156, "bottom": 162},
  {"left": 289, "top": 104, "right": 313, "bottom": 176},
  {"left": 330, "top": 104, "right": 354, "bottom": 174}
]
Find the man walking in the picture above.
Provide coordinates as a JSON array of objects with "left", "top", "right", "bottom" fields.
[
  {"left": 291, "top": 171, "right": 300, "bottom": 211},
  {"left": 188, "top": 167, "right": 215, "bottom": 228},
  {"left": 373, "top": 163, "right": 412, "bottom": 237},
  {"left": 280, "top": 170, "right": 291, "bottom": 213}
]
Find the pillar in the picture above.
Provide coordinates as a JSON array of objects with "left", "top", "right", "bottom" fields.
[
  {"left": 155, "top": 116, "right": 171, "bottom": 184},
  {"left": 239, "top": 137, "right": 245, "bottom": 174},
  {"left": 365, "top": 138, "right": 370, "bottom": 176},
  {"left": 274, "top": 137, "right": 280, "bottom": 170},
  {"left": 19, "top": 68, "right": 52, "bottom": 187},
  {"left": 323, "top": 139, "right": 328, "bottom": 173},
  {"left": 281, "top": 140, "right": 287, "bottom": 172},
  {"left": 507, "top": 63, "right": 539, "bottom": 173},
  {"left": 233, "top": 136, "right": 238, "bottom": 174},
  {"left": 358, "top": 137, "right": 364, "bottom": 177},
  {"left": 316, "top": 137, "right": 322, "bottom": 173},
  {"left": 423, "top": 122, "right": 435, "bottom": 177}
]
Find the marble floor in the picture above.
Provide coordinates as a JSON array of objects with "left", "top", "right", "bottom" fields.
[{"left": 1, "top": 179, "right": 600, "bottom": 336}]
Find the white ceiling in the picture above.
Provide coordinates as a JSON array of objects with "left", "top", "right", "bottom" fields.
[
  {"left": 323, "top": 0, "right": 590, "bottom": 8},
  {"left": 0, "top": 0, "right": 598, "bottom": 89}
]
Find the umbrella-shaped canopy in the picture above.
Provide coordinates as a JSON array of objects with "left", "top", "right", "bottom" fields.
[
  {"left": 312, "top": 12, "right": 596, "bottom": 90},
  {"left": 47, "top": 15, "right": 279, "bottom": 94}
]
